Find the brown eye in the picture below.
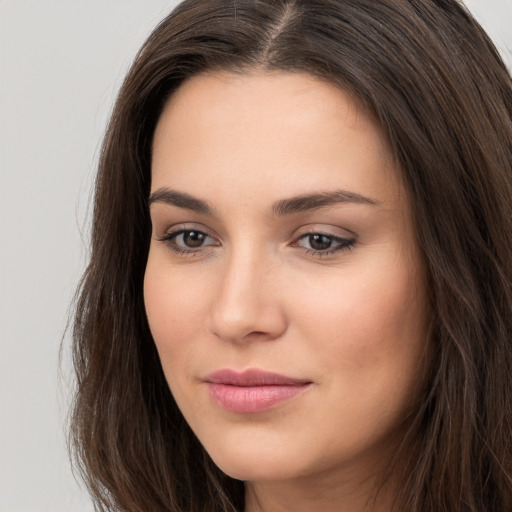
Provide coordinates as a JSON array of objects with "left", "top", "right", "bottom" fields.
[
  {"left": 158, "top": 229, "right": 219, "bottom": 254},
  {"left": 294, "top": 232, "right": 355, "bottom": 255},
  {"left": 308, "top": 234, "right": 334, "bottom": 251},
  {"left": 182, "top": 230, "right": 207, "bottom": 248}
]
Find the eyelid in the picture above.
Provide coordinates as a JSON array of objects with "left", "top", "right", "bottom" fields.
[
  {"left": 292, "top": 232, "right": 355, "bottom": 251},
  {"left": 155, "top": 223, "right": 221, "bottom": 257},
  {"left": 158, "top": 229, "right": 218, "bottom": 245},
  {"left": 156, "top": 222, "right": 218, "bottom": 240},
  {"left": 289, "top": 224, "right": 357, "bottom": 257},
  {"left": 155, "top": 222, "right": 356, "bottom": 258},
  {"left": 292, "top": 223, "right": 356, "bottom": 239}
]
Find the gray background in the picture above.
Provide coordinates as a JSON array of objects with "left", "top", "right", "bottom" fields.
[{"left": 0, "top": 1, "right": 510, "bottom": 511}]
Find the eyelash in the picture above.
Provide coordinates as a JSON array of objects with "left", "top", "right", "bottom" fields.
[
  {"left": 292, "top": 233, "right": 356, "bottom": 257},
  {"left": 157, "top": 229, "right": 356, "bottom": 258},
  {"left": 157, "top": 229, "right": 218, "bottom": 256}
]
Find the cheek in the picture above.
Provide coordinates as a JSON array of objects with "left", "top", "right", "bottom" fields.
[
  {"left": 143, "top": 258, "right": 209, "bottom": 371},
  {"left": 143, "top": 259, "right": 216, "bottom": 426},
  {"left": 282, "top": 258, "right": 428, "bottom": 462},
  {"left": 293, "top": 256, "right": 428, "bottom": 392}
]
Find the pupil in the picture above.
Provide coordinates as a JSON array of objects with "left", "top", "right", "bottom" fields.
[
  {"left": 309, "top": 234, "right": 332, "bottom": 250},
  {"left": 184, "top": 231, "right": 205, "bottom": 248}
]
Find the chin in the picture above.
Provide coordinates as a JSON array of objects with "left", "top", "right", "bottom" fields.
[
  {"left": 202, "top": 436, "right": 317, "bottom": 483},
  {"left": 212, "top": 455, "right": 299, "bottom": 482}
]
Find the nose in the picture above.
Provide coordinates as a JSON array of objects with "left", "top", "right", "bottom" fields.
[{"left": 207, "top": 248, "right": 288, "bottom": 344}]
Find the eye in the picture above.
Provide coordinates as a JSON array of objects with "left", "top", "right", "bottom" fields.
[
  {"left": 175, "top": 230, "right": 210, "bottom": 248},
  {"left": 293, "top": 232, "right": 355, "bottom": 256},
  {"left": 158, "top": 229, "right": 219, "bottom": 254}
]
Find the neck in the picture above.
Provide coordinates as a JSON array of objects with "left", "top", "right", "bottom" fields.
[{"left": 244, "top": 465, "right": 397, "bottom": 512}]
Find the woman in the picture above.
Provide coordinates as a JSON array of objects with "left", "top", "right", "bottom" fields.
[{"left": 71, "top": 0, "right": 512, "bottom": 511}]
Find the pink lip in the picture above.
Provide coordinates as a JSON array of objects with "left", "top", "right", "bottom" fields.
[{"left": 204, "top": 369, "right": 312, "bottom": 413}]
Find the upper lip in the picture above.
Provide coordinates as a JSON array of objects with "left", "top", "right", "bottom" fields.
[{"left": 204, "top": 368, "right": 311, "bottom": 387}]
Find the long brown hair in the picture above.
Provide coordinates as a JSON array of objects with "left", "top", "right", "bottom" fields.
[{"left": 70, "top": 1, "right": 512, "bottom": 510}]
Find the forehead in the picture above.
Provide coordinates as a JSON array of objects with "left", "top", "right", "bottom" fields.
[{"left": 151, "top": 71, "right": 402, "bottom": 209}]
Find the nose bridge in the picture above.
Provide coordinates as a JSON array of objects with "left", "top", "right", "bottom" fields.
[{"left": 208, "top": 242, "right": 285, "bottom": 343}]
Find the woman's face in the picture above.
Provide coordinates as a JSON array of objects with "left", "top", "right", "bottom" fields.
[{"left": 145, "top": 71, "right": 428, "bottom": 486}]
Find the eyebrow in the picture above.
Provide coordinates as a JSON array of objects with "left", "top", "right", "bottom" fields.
[
  {"left": 270, "top": 190, "right": 379, "bottom": 216},
  {"left": 148, "top": 187, "right": 379, "bottom": 216},
  {"left": 148, "top": 188, "right": 214, "bottom": 214}
]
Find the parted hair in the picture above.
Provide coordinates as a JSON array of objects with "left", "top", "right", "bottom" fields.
[{"left": 70, "top": 1, "right": 512, "bottom": 511}]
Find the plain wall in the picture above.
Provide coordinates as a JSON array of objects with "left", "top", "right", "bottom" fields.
[{"left": 0, "top": 1, "right": 510, "bottom": 511}]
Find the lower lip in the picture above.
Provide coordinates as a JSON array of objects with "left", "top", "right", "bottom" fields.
[{"left": 206, "top": 383, "right": 311, "bottom": 413}]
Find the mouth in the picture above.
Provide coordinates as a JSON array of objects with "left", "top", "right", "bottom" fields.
[{"left": 203, "top": 368, "right": 313, "bottom": 413}]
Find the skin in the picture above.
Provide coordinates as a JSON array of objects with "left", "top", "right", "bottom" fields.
[{"left": 144, "top": 71, "right": 429, "bottom": 512}]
